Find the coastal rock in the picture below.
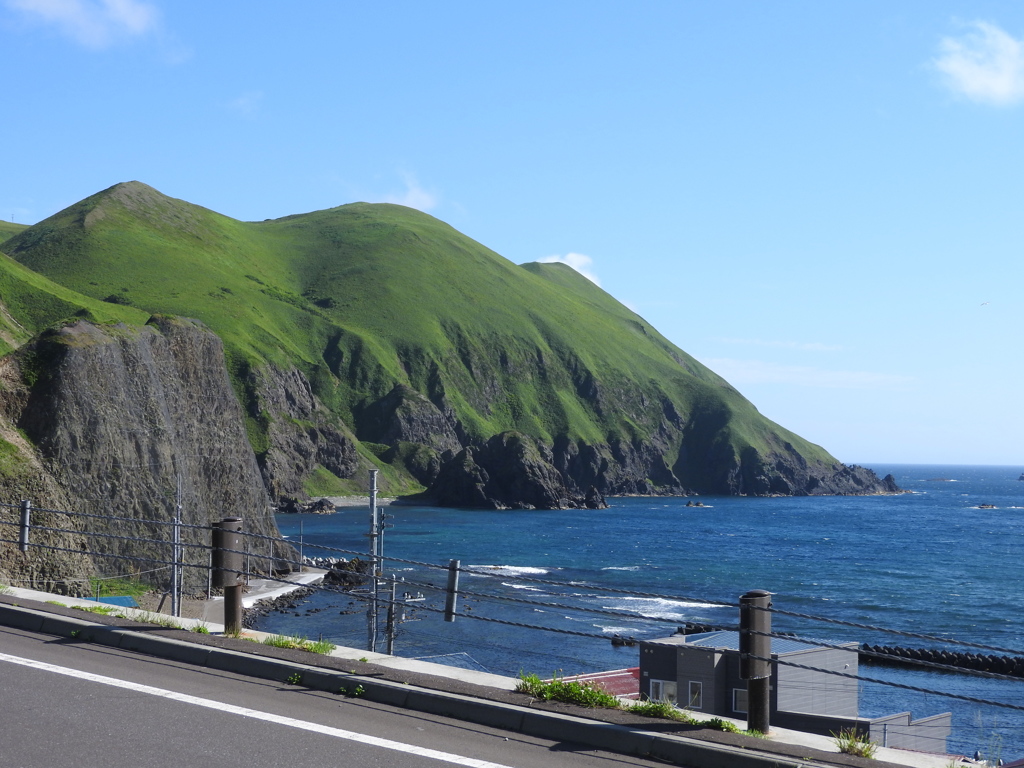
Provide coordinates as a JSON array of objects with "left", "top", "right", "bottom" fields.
[
  {"left": 429, "top": 431, "right": 608, "bottom": 509},
  {"left": 357, "top": 384, "right": 461, "bottom": 456},
  {"left": 7, "top": 317, "right": 295, "bottom": 590},
  {"left": 323, "top": 557, "right": 370, "bottom": 587},
  {"left": 244, "top": 364, "right": 362, "bottom": 502}
]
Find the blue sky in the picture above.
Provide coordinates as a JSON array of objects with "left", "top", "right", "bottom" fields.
[{"left": 3, "top": 1, "right": 1022, "bottom": 466}]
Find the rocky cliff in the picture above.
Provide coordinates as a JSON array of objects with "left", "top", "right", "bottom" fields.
[{"left": 2, "top": 316, "right": 293, "bottom": 591}]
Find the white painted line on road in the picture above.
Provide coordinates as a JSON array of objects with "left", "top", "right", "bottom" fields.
[{"left": 0, "top": 652, "right": 518, "bottom": 768}]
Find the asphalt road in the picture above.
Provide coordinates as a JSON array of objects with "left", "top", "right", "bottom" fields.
[{"left": 0, "top": 626, "right": 668, "bottom": 768}]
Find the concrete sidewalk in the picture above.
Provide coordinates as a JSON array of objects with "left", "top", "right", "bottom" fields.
[{"left": 0, "top": 585, "right": 958, "bottom": 768}]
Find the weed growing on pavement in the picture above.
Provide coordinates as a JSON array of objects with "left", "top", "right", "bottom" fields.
[
  {"left": 705, "top": 718, "right": 742, "bottom": 734},
  {"left": 627, "top": 700, "right": 694, "bottom": 722},
  {"left": 262, "top": 634, "right": 336, "bottom": 655},
  {"left": 515, "top": 673, "right": 620, "bottom": 709},
  {"left": 285, "top": 672, "right": 302, "bottom": 685},
  {"left": 833, "top": 729, "right": 878, "bottom": 758}
]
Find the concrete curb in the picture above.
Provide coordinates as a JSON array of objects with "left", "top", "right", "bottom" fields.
[{"left": 0, "top": 602, "right": 864, "bottom": 768}]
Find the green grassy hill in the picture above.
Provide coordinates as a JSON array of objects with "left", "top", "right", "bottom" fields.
[
  {"left": 0, "top": 220, "right": 27, "bottom": 244},
  {"left": 0, "top": 181, "right": 884, "bottom": 506}
]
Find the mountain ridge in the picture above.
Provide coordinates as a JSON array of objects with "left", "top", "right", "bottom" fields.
[{"left": 0, "top": 181, "right": 898, "bottom": 509}]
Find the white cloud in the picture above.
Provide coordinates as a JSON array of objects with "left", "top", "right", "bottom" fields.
[
  {"left": 537, "top": 253, "right": 601, "bottom": 286},
  {"left": 715, "top": 337, "right": 842, "bottom": 352},
  {"left": 934, "top": 20, "right": 1024, "bottom": 105},
  {"left": 5, "top": 0, "right": 159, "bottom": 48},
  {"left": 383, "top": 172, "right": 438, "bottom": 212},
  {"left": 228, "top": 90, "right": 264, "bottom": 118},
  {"left": 700, "top": 358, "right": 914, "bottom": 391}
]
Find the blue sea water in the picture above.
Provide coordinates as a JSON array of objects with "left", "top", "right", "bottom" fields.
[{"left": 259, "top": 464, "right": 1024, "bottom": 758}]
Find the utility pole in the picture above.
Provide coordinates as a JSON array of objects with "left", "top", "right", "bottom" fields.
[
  {"left": 366, "top": 470, "right": 380, "bottom": 652},
  {"left": 385, "top": 576, "right": 397, "bottom": 655},
  {"left": 171, "top": 474, "right": 182, "bottom": 618},
  {"left": 385, "top": 576, "right": 424, "bottom": 654}
]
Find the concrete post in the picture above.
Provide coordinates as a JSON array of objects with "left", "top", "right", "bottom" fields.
[{"left": 739, "top": 589, "right": 772, "bottom": 734}]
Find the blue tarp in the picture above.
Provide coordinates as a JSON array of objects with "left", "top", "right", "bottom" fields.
[{"left": 83, "top": 595, "right": 139, "bottom": 608}]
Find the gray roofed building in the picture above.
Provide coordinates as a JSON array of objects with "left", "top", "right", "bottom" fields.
[{"left": 639, "top": 630, "right": 950, "bottom": 754}]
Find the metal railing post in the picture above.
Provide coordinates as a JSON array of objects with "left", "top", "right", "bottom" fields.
[
  {"left": 18, "top": 499, "right": 31, "bottom": 552},
  {"left": 740, "top": 589, "right": 772, "bottom": 735},
  {"left": 444, "top": 559, "right": 460, "bottom": 622},
  {"left": 212, "top": 517, "right": 244, "bottom": 635}
]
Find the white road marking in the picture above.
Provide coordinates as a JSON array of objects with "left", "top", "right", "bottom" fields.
[{"left": 0, "top": 652, "right": 517, "bottom": 768}]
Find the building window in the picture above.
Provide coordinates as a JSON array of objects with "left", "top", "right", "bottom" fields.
[
  {"left": 732, "top": 688, "right": 748, "bottom": 714},
  {"left": 650, "top": 680, "right": 677, "bottom": 705},
  {"left": 688, "top": 681, "right": 703, "bottom": 709}
]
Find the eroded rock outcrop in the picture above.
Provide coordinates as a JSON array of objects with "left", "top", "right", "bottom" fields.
[
  {"left": 7, "top": 317, "right": 294, "bottom": 590},
  {"left": 244, "top": 364, "right": 361, "bottom": 499}
]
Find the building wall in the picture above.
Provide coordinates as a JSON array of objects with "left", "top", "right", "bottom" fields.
[
  {"left": 639, "top": 641, "right": 680, "bottom": 702},
  {"left": 870, "top": 712, "right": 951, "bottom": 753},
  {"left": 776, "top": 647, "right": 858, "bottom": 717},
  {"left": 674, "top": 646, "right": 722, "bottom": 713}
]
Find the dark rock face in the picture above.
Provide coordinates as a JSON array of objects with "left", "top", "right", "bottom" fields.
[
  {"left": 8, "top": 317, "right": 294, "bottom": 590},
  {"left": 417, "top": 413, "right": 896, "bottom": 508},
  {"left": 357, "top": 384, "right": 461, "bottom": 455},
  {"left": 247, "top": 365, "right": 360, "bottom": 500},
  {"left": 429, "top": 431, "right": 610, "bottom": 510}
]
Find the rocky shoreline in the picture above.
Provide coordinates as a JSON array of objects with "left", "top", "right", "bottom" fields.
[{"left": 243, "top": 558, "right": 371, "bottom": 629}]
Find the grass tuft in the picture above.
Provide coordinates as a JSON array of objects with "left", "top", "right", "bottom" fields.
[
  {"left": 627, "top": 700, "right": 695, "bottom": 722},
  {"left": 832, "top": 728, "right": 878, "bottom": 758},
  {"left": 261, "top": 633, "right": 336, "bottom": 655},
  {"left": 515, "top": 672, "right": 621, "bottom": 709}
]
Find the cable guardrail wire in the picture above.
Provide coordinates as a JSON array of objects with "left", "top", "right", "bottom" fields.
[
  {"left": 221, "top": 566, "right": 1024, "bottom": 714},
  {"left": 6, "top": 499, "right": 1024, "bottom": 721},
  {"left": 29, "top": 523, "right": 211, "bottom": 551}
]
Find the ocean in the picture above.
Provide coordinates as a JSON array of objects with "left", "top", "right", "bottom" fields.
[{"left": 257, "top": 464, "right": 1024, "bottom": 758}]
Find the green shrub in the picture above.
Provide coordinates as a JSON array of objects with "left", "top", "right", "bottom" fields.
[{"left": 833, "top": 728, "right": 878, "bottom": 758}]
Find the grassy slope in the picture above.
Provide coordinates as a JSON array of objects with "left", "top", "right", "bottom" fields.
[
  {"left": 0, "top": 221, "right": 27, "bottom": 244},
  {"left": 0, "top": 182, "right": 837, "bottom": 476},
  {"left": 0, "top": 249, "right": 148, "bottom": 356}
]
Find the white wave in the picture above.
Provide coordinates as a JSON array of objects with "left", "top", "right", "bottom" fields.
[
  {"left": 502, "top": 582, "right": 544, "bottom": 592},
  {"left": 601, "top": 566, "right": 640, "bottom": 572},
  {"left": 465, "top": 565, "right": 552, "bottom": 578},
  {"left": 601, "top": 596, "right": 727, "bottom": 621},
  {"left": 599, "top": 626, "right": 636, "bottom": 634}
]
